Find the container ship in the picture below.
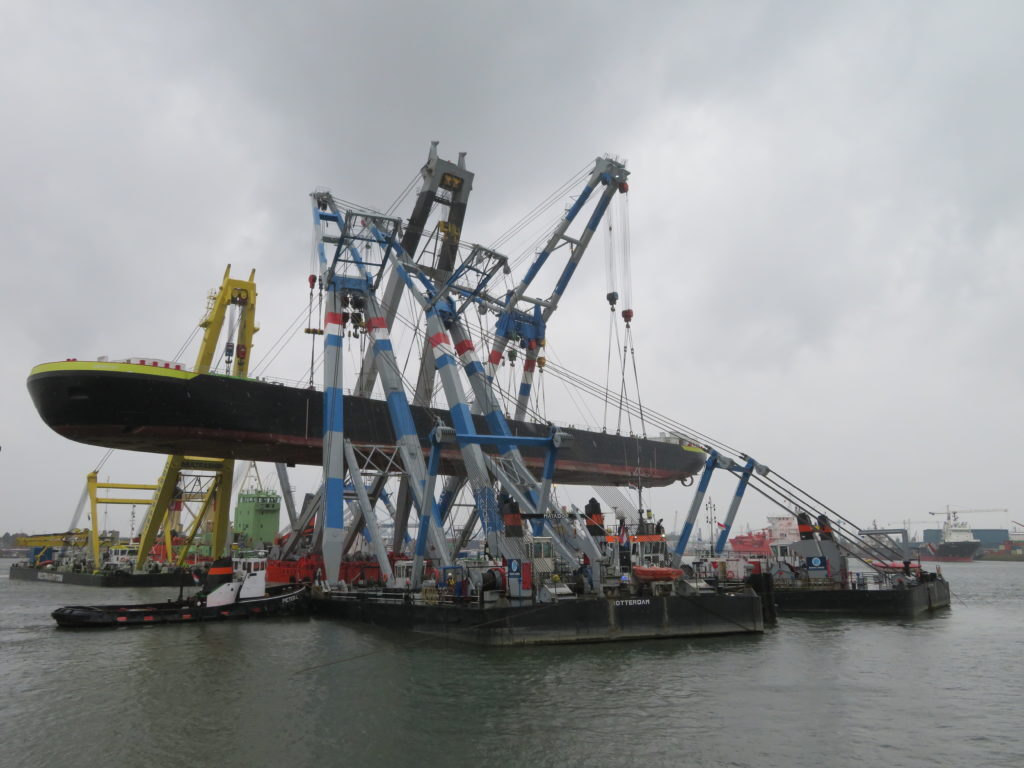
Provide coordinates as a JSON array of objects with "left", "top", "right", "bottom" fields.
[
  {"left": 918, "top": 516, "right": 982, "bottom": 562},
  {"left": 918, "top": 540, "right": 981, "bottom": 562}
]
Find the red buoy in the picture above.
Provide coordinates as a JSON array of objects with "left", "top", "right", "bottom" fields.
[{"left": 308, "top": 274, "right": 316, "bottom": 290}]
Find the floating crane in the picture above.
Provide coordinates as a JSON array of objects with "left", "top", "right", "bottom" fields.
[
  {"left": 291, "top": 143, "right": 917, "bottom": 586},
  {"left": 306, "top": 145, "right": 632, "bottom": 588},
  {"left": 26, "top": 142, "right": 922, "bottom": 586}
]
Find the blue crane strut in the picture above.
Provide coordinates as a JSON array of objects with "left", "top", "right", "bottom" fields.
[
  {"left": 313, "top": 207, "right": 452, "bottom": 587},
  {"left": 358, "top": 489, "right": 411, "bottom": 545},
  {"left": 414, "top": 424, "right": 570, "bottom": 584},
  {"left": 365, "top": 225, "right": 605, "bottom": 586},
  {"left": 348, "top": 145, "right": 475, "bottom": 555},
  {"left": 312, "top": 155, "right": 629, "bottom": 591},
  {"left": 672, "top": 452, "right": 769, "bottom": 566},
  {"left": 478, "top": 157, "right": 630, "bottom": 422}
]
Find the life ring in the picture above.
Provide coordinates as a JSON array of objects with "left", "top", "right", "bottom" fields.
[{"left": 727, "top": 570, "right": 736, "bottom": 579}]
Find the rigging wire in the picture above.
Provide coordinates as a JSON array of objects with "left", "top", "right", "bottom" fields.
[
  {"left": 384, "top": 172, "right": 421, "bottom": 217},
  {"left": 93, "top": 448, "right": 115, "bottom": 473},
  {"left": 307, "top": 282, "right": 321, "bottom": 388},
  {"left": 550, "top": 358, "right": 601, "bottom": 429},
  {"left": 250, "top": 304, "right": 311, "bottom": 379},
  {"left": 602, "top": 307, "right": 614, "bottom": 430},
  {"left": 512, "top": 347, "right": 890, "bottom": 556},
  {"left": 171, "top": 325, "right": 202, "bottom": 365},
  {"left": 615, "top": 323, "right": 630, "bottom": 436},
  {"left": 625, "top": 323, "right": 647, "bottom": 439},
  {"left": 486, "top": 162, "right": 591, "bottom": 254}
]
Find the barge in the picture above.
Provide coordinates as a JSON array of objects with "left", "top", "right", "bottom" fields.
[
  {"left": 312, "top": 583, "right": 768, "bottom": 646},
  {"left": 771, "top": 572, "right": 950, "bottom": 618},
  {"left": 767, "top": 513, "right": 951, "bottom": 617},
  {"left": 308, "top": 519, "right": 774, "bottom": 645},
  {"left": 10, "top": 561, "right": 194, "bottom": 587}
]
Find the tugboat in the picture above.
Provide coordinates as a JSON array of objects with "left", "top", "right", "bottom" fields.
[{"left": 51, "top": 552, "right": 308, "bottom": 627}]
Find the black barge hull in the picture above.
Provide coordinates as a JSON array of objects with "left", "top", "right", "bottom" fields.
[
  {"left": 10, "top": 563, "right": 194, "bottom": 587},
  {"left": 28, "top": 361, "right": 705, "bottom": 487},
  {"left": 773, "top": 578, "right": 950, "bottom": 618},
  {"left": 312, "top": 591, "right": 765, "bottom": 646},
  {"left": 51, "top": 585, "right": 309, "bottom": 627}
]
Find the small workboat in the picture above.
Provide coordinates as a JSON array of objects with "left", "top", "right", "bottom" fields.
[{"left": 51, "top": 553, "right": 308, "bottom": 628}]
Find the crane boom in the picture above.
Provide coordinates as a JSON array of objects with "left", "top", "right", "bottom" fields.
[{"left": 928, "top": 507, "right": 1008, "bottom": 516}]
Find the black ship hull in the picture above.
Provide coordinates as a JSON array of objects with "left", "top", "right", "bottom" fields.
[
  {"left": 918, "top": 540, "right": 982, "bottom": 562},
  {"left": 51, "top": 584, "right": 309, "bottom": 627},
  {"left": 27, "top": 361, "right": 705, "bottom": 487},
  {"left": 10, "top": 563, "right": 194, "bottom": 587},
  {"left": 773, "top": 577, "right": 950, "bottom": 617},
  {"left": 312, "top": 591, "right": 765, "bottom": 646}
]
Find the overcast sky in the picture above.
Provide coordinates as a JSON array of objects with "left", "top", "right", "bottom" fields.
[{"left": 2, "top": 1, "right": 1021, "bottom": 539}]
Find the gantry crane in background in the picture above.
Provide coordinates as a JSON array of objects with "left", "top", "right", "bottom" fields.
[
  {"left": 16, "top": 529, "right": 96, "bottom": 564},
  {"left": 928, "top": 506, "right": 1009, "bottom": 520},
  {"left": 34, "top": 471, "right": 155, "bottom": 569}
]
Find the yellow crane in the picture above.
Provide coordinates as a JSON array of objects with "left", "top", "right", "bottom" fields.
[
  {"left": 134, "top": 265, "right": 258, "bottom": 570},
  {"left": 16, "top": 530, "right": 96, "bottom": 564},
  {"left": 16, "top": 531, "right": 91, "bottom": 548}
]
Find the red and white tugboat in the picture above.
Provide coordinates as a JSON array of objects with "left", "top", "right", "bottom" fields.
[{"left": 51, "top": 552, "right": 308, "bottom": 627}]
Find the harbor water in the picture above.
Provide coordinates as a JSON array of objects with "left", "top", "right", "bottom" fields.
[{"left": 2, "top": 559, "right": 1022, "bottom": 767}]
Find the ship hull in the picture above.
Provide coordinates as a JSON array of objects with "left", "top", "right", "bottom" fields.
[
  {"left": 312, "top": 591, "right": 765, "bottom": 646},
  {"left": 27, "top": 361, "right": 705, "bottom": 487},
  {"left": 918, "top": 540, "right": 982, "bottom": 562},
  {"left": 51, "top": 584, "right": 308, "bottom": 627},
  {"left": 9, "top": 563, "right": 194, "bottom": 587},
  {"left": 773, "top": 577, "right": 950, "bottom": 618}
]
